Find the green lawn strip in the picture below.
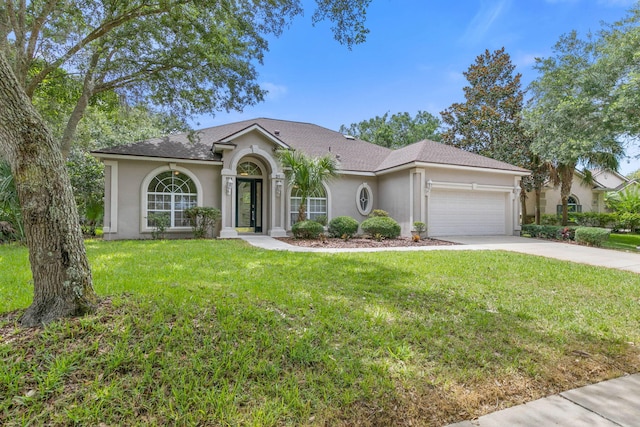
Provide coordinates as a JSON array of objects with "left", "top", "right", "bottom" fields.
[
  {"left": 1, "top": 240, "right": 639, "bottom": 426},
  {"left": 604, "top": 233, "right": 640, "bottom": 252}
]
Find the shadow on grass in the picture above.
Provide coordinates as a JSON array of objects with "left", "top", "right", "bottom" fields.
[{"left": 2, "top": 240, "right": 638, "bottom": 426}]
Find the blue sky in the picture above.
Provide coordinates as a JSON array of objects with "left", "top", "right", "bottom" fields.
[{"left": 192, "top": 0, "right": 640, "bottom": 175}]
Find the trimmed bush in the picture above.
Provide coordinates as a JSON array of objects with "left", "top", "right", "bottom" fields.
[
  {"left": 360, "top": 216, "right": 400, "bottom": 239},
  {"left": 292, "top": 220, "right": 324, "bottom": 239},
  {"left": 540, "top": 214, "right": 560, "bottom": 225},
  {"left": 328, "top": 216, "right": 359, "bottom": 238},
  {"left": 573, "top": 212, "right": 615, "bottom": 228},
  {"left": 521, "top": 224, "right": 577, "bottom": 240},
  {"left": 575, "top": 227, "right": 611, "bottom": 247},
  {"left": 369, "top": 209, "right": 389, "bottom": 218}
]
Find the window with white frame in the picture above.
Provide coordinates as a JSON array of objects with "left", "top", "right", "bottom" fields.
[
  {"left": 147, "top": 171, "right": 197, "bottom": 228},
  {"left": 290, "top": 187, "right": 327, "bottom": 225},
  {"left": 355, "top": 183, "right": 373, "bottom": 215}
]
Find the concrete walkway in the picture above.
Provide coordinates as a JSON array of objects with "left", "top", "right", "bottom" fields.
[
  {"left": 240, "top": 234, "right": 640, "bottom": 426},
  {"left": 447, "top": 373, "right": 640, "bottom": 427},
  {"left": 240, "top": 235, "right": 640, "bottom": 274}
]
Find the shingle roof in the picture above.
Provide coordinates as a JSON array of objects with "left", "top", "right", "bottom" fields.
[
  {"left": 201, "top": 118, "right": 392, "bottom": 172},
  {"left": 93, "top": 118, "right": 529, "bottom": 174},
  {"left": 92, "top": 134, "right": 219, "bottom": 161},
  {"left": 376, "top": 139, "right": 529, "bottom": 173}
]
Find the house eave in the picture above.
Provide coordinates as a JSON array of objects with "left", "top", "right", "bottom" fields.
[
  {"left": 218, "top": 123, "right": 290, "bottom": 149},
  {"left": 375, "top": 161, "right": 530, "bottom": 176},
  {"left": 91, "top": 152, "right": 222, "bottom": 166}
]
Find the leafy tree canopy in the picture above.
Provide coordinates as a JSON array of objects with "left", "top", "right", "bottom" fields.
[
  {"left": 525, "top": 31, "right": 625, "bottom": 225},
  {"left": 1, "top": 0, "right": 372, "bottom": 154},
  {"left": 339, "top": 111, "right": 442, "bottom": 149}
]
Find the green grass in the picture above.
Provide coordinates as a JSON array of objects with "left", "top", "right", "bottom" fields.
[
  {"left": 604, "top": 233, "right": 640, "bottom": 252},
  {"left": 1, "top": 240, "right": 639, "bottom": 426}
]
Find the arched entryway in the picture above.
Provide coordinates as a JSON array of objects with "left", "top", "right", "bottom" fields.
[{"left": 235, "top": 160, "right": 264, "bottom": 233}]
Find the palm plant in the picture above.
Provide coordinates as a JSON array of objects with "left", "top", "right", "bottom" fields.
[{"left": 277, "top": 150, "right": 338, "bottom": 223}]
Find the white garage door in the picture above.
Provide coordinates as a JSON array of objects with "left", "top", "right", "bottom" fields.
[{"left": 429, "top": 190, "right": 506, "bottom": 236}]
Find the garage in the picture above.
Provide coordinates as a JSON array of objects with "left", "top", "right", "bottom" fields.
[{"left": 429, "top": 189, "right": 507, "bottom": 236}]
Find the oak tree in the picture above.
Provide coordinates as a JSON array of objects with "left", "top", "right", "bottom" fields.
[{"left": 0, "top": 0, "right": 372, "bottom": 326}]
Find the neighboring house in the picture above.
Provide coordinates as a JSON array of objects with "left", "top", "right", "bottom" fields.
[
  {"left": 524, "top": 168, "right": 634, "bottom": 218},
  {"left": 92, "top": 118, "right": 529, "bottom": 239}
]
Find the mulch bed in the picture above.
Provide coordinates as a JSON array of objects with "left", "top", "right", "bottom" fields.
[{"left": 276, "top": 236, "right": 458, "bottom": 249}]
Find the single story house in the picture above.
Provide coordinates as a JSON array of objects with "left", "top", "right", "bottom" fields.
[
  {"left": 524, "top": 168, "right": 635, "bottom": 217},
  {"left": 92, "top": 118, "right": 529, "bottom": 239}
]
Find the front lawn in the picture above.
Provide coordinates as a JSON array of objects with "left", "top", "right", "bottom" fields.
[
  {"left": 1, "top": 240, "right": 639, "bottom": 426},
  {"left": 604, "top": 233, "right": 640, "bottom": 252}
]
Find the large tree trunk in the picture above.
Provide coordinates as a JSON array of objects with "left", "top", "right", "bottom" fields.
[{"left": 0, "top": 52, "right": 97, "bottom": 327}]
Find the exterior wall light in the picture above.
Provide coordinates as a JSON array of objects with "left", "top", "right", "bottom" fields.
[
  {"left": 425, "top": 179, "right": 433, "bottom": 195},
  {"left": 276, "top": 179, "right": 283, "bottom": 197},
  {"left": 226, "top": 177, "right": 234, "bottom": 196}
]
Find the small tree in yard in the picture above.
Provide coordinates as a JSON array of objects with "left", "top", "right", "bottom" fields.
[{"left": 277, "top": 150, "right": 338, "bottom": 223}]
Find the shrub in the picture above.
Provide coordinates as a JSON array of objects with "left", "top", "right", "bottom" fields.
[
  {"left": 575, "top": 227, "right": 611, "bottom": 247},
  {"left": 413, "top": 221, "right": 426, "bottom": 233},
  {"left": 313, "top": 215, "right": 328, "bottom": 226},
  {"left": 185, "top": 207, "right": 221, "bottom": 239},
  {"left": 521, "top": 224, "right": 578, "bottom": 240},
  {"left": 613, "top": 212, "right": 640, "bottom": 233},
  {"left": 148, "top": 212, "right": 170, "bottom": 240},
  {"left": 369, "top": 209, "right": 389, "bottom": 218},
  {"left": 540, "top": 214, "right": 560, "bottom": 225},
  {"left": 292, "top": 220, "right": 324, "bottom": 239},
  {"left": 360, "top": 216, "right": 400, "bottom": 239},
  {"left": 328, "top": 216, "right": 359, "bottom": 238},
  {"left": 573, "top": 212, "right": 615, "bottom": 228}
]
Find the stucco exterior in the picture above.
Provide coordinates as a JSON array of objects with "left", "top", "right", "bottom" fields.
[
  {"left": 523, "top": 169, "right": 630, "bottom": 220},
  {"left": 94, "top": 118, "right": 529, "bottom": 240}
]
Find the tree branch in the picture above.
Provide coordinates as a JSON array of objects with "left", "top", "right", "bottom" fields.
[
  {"left": 60, "top": 50, "right": 101, "bottom": 156},
  {"left": 25, "top": 0, "right": 59, "bottom": 66},
  {"left": 26, "top": 3, "right": 168, "bottom": 97},
  {"left": 94, "top": 64, "right": 176, "bottom": 93}
]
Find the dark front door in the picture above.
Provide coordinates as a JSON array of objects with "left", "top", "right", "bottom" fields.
[{"left": 236, "top": 178, "right": 262, "bottom": 233}]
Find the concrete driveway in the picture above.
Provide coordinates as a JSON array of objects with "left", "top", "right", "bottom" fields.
[{"left": 438, "top": 235, "right": 640, "bottom": 274}]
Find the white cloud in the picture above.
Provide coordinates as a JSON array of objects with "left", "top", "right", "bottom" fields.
[
  {"left": 460, "top": 0, "right": 511, "bottom": 44},
  {"left": 261, "top": 82, "right": 288, "bottom": 101}
]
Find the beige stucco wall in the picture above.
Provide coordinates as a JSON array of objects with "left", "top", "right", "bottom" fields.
[
  {"left": 327, "top": 175, "right": 378, "bottom": 222},
  {"left": 524, "top": 179, "right": 601, "bottom": 218},
  {"left": 104, "top": 158, "right": 221, "bottom": 240},
  {"left": 378, "top": 170, "right": 412, "bottom": 235}
]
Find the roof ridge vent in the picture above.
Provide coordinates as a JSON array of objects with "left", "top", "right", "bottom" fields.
[{"left": 343, "top": 134, "right": 355, "bottom": 140}]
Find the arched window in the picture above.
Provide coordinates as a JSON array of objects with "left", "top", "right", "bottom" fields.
[
  {"left": 290, "top": 186, "right": 327, "bottom": 225},
  {"left": 147, "top": 171, "right": 197, "bottom": 228},
  {"left": 237, "top": 161, "right": 262, "bottom": 176},
  {"left": 355, "top": 183, "right": 373, "bottom": 215},
  {"left": 567, "top": 195, "right": 581, "bottom": 213}
]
